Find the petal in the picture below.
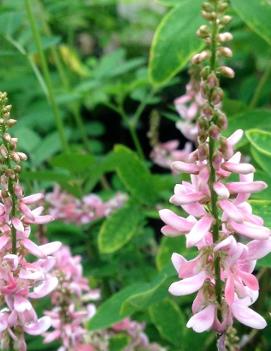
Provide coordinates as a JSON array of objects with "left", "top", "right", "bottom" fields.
[
  {"left": 186, "top": 216, "right": 213, "bottom": 248},
  {"left": 222, "top": 162, "right": 255, "bottom": 175},
  {"left": 14, "top": 296, "right": 33, "bottom": 313},
  {"left": 186, "top": 304, "right": 216, "bottom": 333},
  {"left": 219, "top": 199, "right": 243, "bottom": 223},
  {"left": 227, "top": 129, "right": 243, "bottom": 146},
  {"left": 229, "top": 221, "right": 270, "bottom": 240},
  {"left": 247, "top": 238, "right": 271, "bottom": 260},
  {"left": 39, "top": 241, "right": 62, "bottom": 255},
  {"left": 168, "top": 271, "right": 206, "bottom": 296},
  {"left": 213, "top": 182, "right": 230, "bottom": 198},
  {"left": 225, "top": 274, "right": 235, "bottom": 305},
  {"left": 231, "top": 303, "right": 267, "bottom": 329},
  {"left": 227, "top": 181, "right": 267, "bottom": 194},
  {"left": 22, "top": 193, "right": 44, "bottom": 204},
  {"left": 0, "top": 235, "right": 9, "bottom": 250},
  {"left": 159, "top": 209, "right": 194, "bottom": 233},
  {"left": 24, "top": 316, "right": 51, "bottom": 335},
  {"left": 161, "top": 225, "right": 184, "bottom": 237},
  {"left": 34, "top": 215, "right": 54, "bottom": 225},
  {"left": 22, "top": 239, "right": 44, "bottom": 257},
  {"left": 171, "top": 161, "right": 199, "bottom": 174},
  {"left": 29, "top": 276, "right": 58, "bottom": 299}
]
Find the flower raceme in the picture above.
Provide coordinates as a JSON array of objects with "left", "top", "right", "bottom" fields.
[
  {"left": 0, "top": 92, "right": 61, "bottom": 351},
  {"left": 158, "top": 0, "right": 271, "bottom": 336},
  {"left": 159, "top": 129, "right": 271, "bottom": 332}
]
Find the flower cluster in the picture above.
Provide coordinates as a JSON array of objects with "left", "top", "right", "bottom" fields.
[
  {"left": 159, "top": 0, "right": 271, "bottom": 335},
  {"left": 43, "top": 245, "right": 100, "bottom": 350},
  {"left": 46, "top": 186, "right": 128, "bottom": 225},
  {"left": 0, "top": 92, "right": 61, "bottom": 351}
]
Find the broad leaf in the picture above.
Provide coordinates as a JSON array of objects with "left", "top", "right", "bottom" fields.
[
  {"left": 98, "top": 202, "right": 143, "bottom": 254},
  {"left": 149, "top": 0, "right": 203, "bottom": 85},
  {"left": 246, "top": 129, "right": 271, "bottom": 156},
  {"left": 149, "top": 299, "right": 185, "bottom": 346},
  {"left": 231, "top": 0, "right": 271, "bottom": 45}
]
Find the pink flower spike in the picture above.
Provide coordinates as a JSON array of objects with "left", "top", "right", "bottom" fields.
[
  {"left": 227, "top": 181, "right": 267, "bottom": 194},
  {"left": 171, "top": 161, "right": 200, "bottom": 174},
  {"left": 231, "top": 301, "right": 267, "bottom": 329},
  {"left": 24, "top": 316, "right": 51, "bottom": 335},
  {"left": 169, "top": 271, "right": 206, "bottom": 296},
  {"left": 22, "top": 193, "right": 44, "bottom": 204},
  {"left": 229, "top": 221, "right": 271, "bottom": 240},
  {"left": 186, "top": 304, "right": 216, "bottom": 333},
  {"left": 222, "top": 162, "right": 255, "bottom": 174},
  {"left": 186, "top": 215, "right": 213, "bottom": 247}
]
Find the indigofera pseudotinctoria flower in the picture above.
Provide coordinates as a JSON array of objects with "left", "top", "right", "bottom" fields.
[{"left": 159, "top": 0, "right": 271, "bottom": 336}]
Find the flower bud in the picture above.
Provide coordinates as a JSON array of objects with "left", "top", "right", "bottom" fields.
[
  {"left": 218, "top": 47, "right": 233, "bottom": 58},
  {"left": 202, "top": 11, "right": 217, "bottom": 21},
  {"left": 202, "top": 104, "right": 214, "bottom": 118},
  {"left": 197, "top": 25, "right": 210, "bottom": 39},
  {"left": 7, "top": 119, "right": 17, "bottom": 127},
  {"left": 209, "top": 124, "right": 220, "bottom": 139},
  {"left": 198, "top": 144, "right": 209, "bottom": 161},
  {"left": 216, "top": 112, "right": 228, "bottom": 130},
  {"left": 3, "top": 133, "right": 11, "bottom": 143},
  {"left": 192, "top": 51, "right": 210, "bottom": 65},
  {"left": 219, "top": 66, "right": 235, "bottom": 79},
  {"left": 17, "top": 152, "right": 28, "bottom": 161},
  {"left": 218, "top": 1, "right": 229, "bottom": 12},
  {"left": 201, "top": 66, "right": 211, "bottom": 79},
  {"left": 207, "top": 72, "right": 219, "bottom": 88},
  {"left": 11, "top": 152, "right": 21, "bottom": 163},
  {"left": 218, "top": 32, "right": 233, "bottom": 42},
  {"left": 202, "top": 1, "right": 213, "bottom": 12},
  {"left": 211, "top": 88, "right": 224, "bottom": 105},
  {"left": 219, "top": 15, "right": 232, "bottom": 25}
]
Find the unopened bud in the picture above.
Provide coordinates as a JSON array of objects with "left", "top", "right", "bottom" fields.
[
  {"left": 202, "top": 2, "right": 213, "bottom": 12},
  {"left": 17, "top": 152, "right": 28, "bottom": 161},
  {"left": 11, "top": 152, "right": 21, "bottom": 163},
  {"left": 220, "top": 15, "right": 232, "bottom": 25},
  {"left": 207, "top": 72, "right": 219, "bottom": 88},
  {"left": 218, "top": 32, "right": 233, "bottom": 42},
  {"left": 202, "top": 11, "right": 217, "bottom": 21},
  {"left": 201, "top": 66, "right": 211, "bottom": 79},
  {"left": 202, "top": 104, "right": 214, "bottom": 118},
  {"left": 198, "top": 116, "right": 209, "bottom": 131},
  {"left": 212, "top": 152, "right": 223, "bottom": 170},
  {"left": 218, "top": 47, "right": 233, "bottom": 58},
  {"left": 217, "top": 112, "right": 228, "bottom": 130},
  {"left": 14, "top": 165, "right": 21, "bottom": 173},
  {"left": 3, "top": 105, "right": 12, "bottom": 113},
  {"left": 209, "top": 124, "right": 220, "bottom": 139},
  {"left": 192, "top": 51, "right": 210, "bottom": 65},
  {"left": 218, "top": 1, "right": 229, "bottom": 12},
  {"left": 197, "top": 25, "right": 210, "bottom": 38},
  {"left": 211, "top": 88, "right": 224, "bottom": 105},
  {"left": 3, "top": 133, "right": 11, "bottom": 143},
  {"left": 219, "top": 66, "right": 235, "bottom": 78},
  {"left": 7, "top": 119, "right": 17, "bottom": 127},
  {"left": 198, "top": 144, "right": 209, "bottom": 161}
]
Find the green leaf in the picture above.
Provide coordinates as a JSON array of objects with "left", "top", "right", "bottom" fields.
[
  {"left": 98, "top": 202, "right": 143, "bottom": 254},
  {"left": 246, "top": 129, "right": 271, "bottom": 156},
  {"left": 149, "top": 299, "right": 185, "bottom": 346},
  {"left": 21, "top": 170, "right": 71, "bottom": 183},
  {"left": 13, "top": 127, "right": 41, "bottom": 153},
  {"left": 87, "top": 284, "right": 144, "bottom": 331},
  {"left": 226, "top": 110, "right": 271, "bottom": 137},
  {"left": 50, "top": 152, "right": 95, "bottom": 173},
  {"left": 149, "top": 0, "right": 204, "bottom": 85},
  {"left": 231, "top": 0, "right": 271, "bottom": 45},
  {"left": 250, "top": 200, "right": 271, "bottom": 228},
  {"left": 31, "top": 132, "right": 63, "bottom": 166},
  {"left": 157, "top": 0, "right": 183, "bottom": 6},
  {"left": 121, "top": 266, "right": 175, "bottom": 315},
  {"left": 114, "top": 145, "right": 158, "bottom": 205}
]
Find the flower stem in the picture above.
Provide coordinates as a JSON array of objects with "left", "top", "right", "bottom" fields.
[
  {"left": 208, "top": 1, "right": 222, "bottom": 320},
  {"left": 24, "top": 0, "right": 69, "bottom": 153}
]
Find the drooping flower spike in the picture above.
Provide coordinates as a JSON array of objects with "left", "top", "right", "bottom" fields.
[
  {"left": 159, "top": 0, "right": 271, "bottom": 337},
  {"left": 0, "top": 92, "right": 61, "bottom": 351}
]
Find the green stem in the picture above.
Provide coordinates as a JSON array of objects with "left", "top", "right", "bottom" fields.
[
  {"left": 24, "top": 0, "right": 69, "bottom": 152},
  {"left": 208, "top": 2, "right": 222, "bottom": 320},
  {"left": 250, "top": 61, "right": 271, "bottom": 108}
]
